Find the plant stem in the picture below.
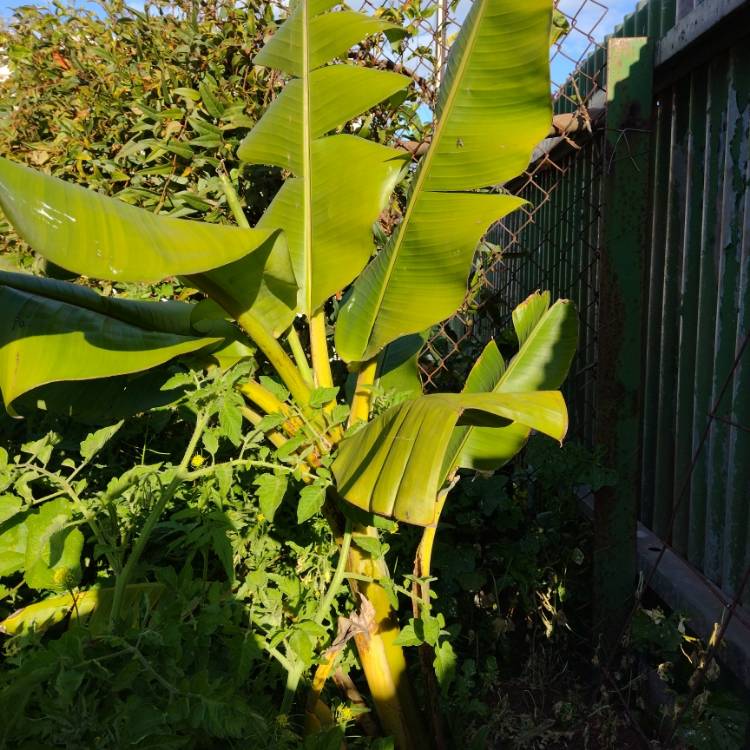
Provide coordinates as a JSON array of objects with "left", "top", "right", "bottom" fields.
[
  {"left": 240, "top": 405, "right": 289, "bottom": 449},
  {"left": 412, "top": 486, "right": 454, "bottom": 750},
  {"left": 309, "top": 307, "right": 333, "bottom": 389},
  {"left": 236, "top": 311, "right": 312, "bottom": 408},
  {"left": 183, "top": 458, "right": 295, "bottom": 481},
  {"left": 238, "top": 379, "right": 291, "bottom": 417},
  {"left": 109, "top": 474, "right": 183, "bottom": 627},
  {"left": 281, "top": 663, "right": 305, "bottom": 714},
  {"left": 219, "top": 170, "right": 250, "bottom": 228},
  {"left": 413, "top": 490, "right": 449, "bottom": 613},
  {"left": 349, "top": 356, "right": 378, "bottom": 426},
  {"left": 109, "top": 412, "right": 208, "bottom": 627},
  {"left": 308, "top": 308, "right": 345, "bottom": 442},
  {"left": 315, "top": 518, "right": 352, "bottom": 626},
  {"left": 287, "top": 325, "right": 315, "bottom": 389},
  {"left": 347, "top": 527, "right": 431, "bottom": 749}
]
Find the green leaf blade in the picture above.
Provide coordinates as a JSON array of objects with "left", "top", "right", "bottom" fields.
[
  {"left": 336, "top": 0, "right": 553, "bottom": 362},
  {"left": 450, "top": 295, "right": 579, "bottom": 472},
  {"left": 336, "top": 193, "right": 525, "bottom": 362},
  {"left": 0, "top": 157, "right": 278, "bottom": 283},
  {"left": 333, "top": 390, "right": 567, "bottom": 526},
  {"left": 0, "top": 271, "right": 221, "bottom": 412},
  {"left": 23, "top": 499, "right": 84, "bottom": 592}
]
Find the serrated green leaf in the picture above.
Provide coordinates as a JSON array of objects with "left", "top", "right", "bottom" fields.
[
  {"left": 254, "top": 474, "right": 287, "bottom": 522},
  {"left": 309, "top": 386, "right": 338, "bottom": 409},
  {"left": 421, "top": 614, "right": 441, "bottom": 646},
  {"left": 218, "top": 394, "right": 243, "bottom": 446},
  {"left": 79, "top": 420, "right": 124, "bottom": 461},
  {"left": 297, "top": 484, "right": 325, "bottom": 524},
  {"left": 23, "top": 498, "right": 84, "bottom": 592},
  {"left": 259, "top": 376, "right": 289, "bottom": 402},
  {"left": 392, "top": 621, "right": 422, "bottom": 647},
  {"left": 433, "top": 640, "right": 457, "bottom": 689},
  {"left": 0, "top": 495, "right": 22, "bottom": 525},
  {"left": 0, "top": 499, "right": 28, "bottom": 578},
  {"left": 351, "top": 534, "right": 385, "bottom": 557}
]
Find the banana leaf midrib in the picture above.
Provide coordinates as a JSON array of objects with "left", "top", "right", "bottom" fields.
[
  {"left": 301, "top": 0, "right": 314, "bottom": 317},
  {"left": 351, "top": 0, "right": 491, "bottom": 357}
]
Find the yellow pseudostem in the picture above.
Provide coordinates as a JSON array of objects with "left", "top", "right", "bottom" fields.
[{"left": 347, "top": 532, "right": 429, "bottom": 748}]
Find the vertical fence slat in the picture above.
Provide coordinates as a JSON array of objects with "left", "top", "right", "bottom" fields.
[
  {"left": 653, "top": 79, "right": 689, "bottom": 540},
  {"left": 641, "top": 90, "right": 672, "bottom": 531},
  {"left": 704, "top": 46, "right": 745, "bottom": 585},
  {"left": 719, "top": 43, "right": 750, "bottom": 597},
  {"left": 672, "top": 66, "right": 708, "bottom": 555},
  {"left": 688, "top": 51, "right": 730, "bottom": 570},
  {"left": 594, "top": 37, "right": 654, "bottom": 645}
]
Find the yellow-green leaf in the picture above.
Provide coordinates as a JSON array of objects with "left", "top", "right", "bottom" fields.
[
  {"left": 0, "top": 157, "right": 279, "bottom": 283},
  {"left": 0, "top": 271, "right": 221, "bottom": 413},
  {"left": 336, "top": 0, "right": 553, "bottom": 362},
  {"left": 333, "top": 391, "right": 567, "bottom": 526}
]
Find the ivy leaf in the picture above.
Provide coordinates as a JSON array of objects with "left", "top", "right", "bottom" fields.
[
  {"left": 297, "top": 485, "right": 325, "bottom": 524},
  {"left": 254, "top": 474, "right": 287, "bottom": 522},
  {"left": 79, "top": 420, "right": 124, "bottom": 461},
  {"left": 309, "top": 386, "right": 339, "bottom": 409},
  {"left": 24, "top": 498, "right": 84, "bottom": 592}
]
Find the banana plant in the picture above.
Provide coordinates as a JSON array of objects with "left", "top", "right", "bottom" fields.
[{"left": 0, "top": 1, "right": 577, "bottom": 746}]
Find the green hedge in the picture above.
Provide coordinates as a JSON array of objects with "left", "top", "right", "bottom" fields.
[{"left": 0, "top": 0, "right": 283, "bottom": 263}]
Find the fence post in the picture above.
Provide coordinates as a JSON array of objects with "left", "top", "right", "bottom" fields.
[{"left": 594, "top": 37, "right": 654, "bottom": 650}]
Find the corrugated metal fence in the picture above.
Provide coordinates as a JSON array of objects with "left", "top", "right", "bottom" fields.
[{"left": 487, "top": 0, "right": 750, "bottom": 611}]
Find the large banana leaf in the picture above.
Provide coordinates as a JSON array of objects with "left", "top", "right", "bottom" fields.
[
  {"left": 0, "top": 157, "right": 283, "bottom": 285},
  {"left": 0, "top": 271, "right": 222, "bottom": 413},
  {"left": 237, "top": 1, "right": 409, "bottom": 317},
  {"left": 186, "top": 230, "right": 298, "bottom": 337},
  {"left": 445, "top": 292, "right": 579, "bottom": 473},
  {"left": 335, "top": 0, "right": 552, "bottom": 362},
  {"left": 376, "top": 331, "right": 427, "bottom": 398},
  {"left": 332, "top": 390, "right": 567, "bottom": 526}
]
